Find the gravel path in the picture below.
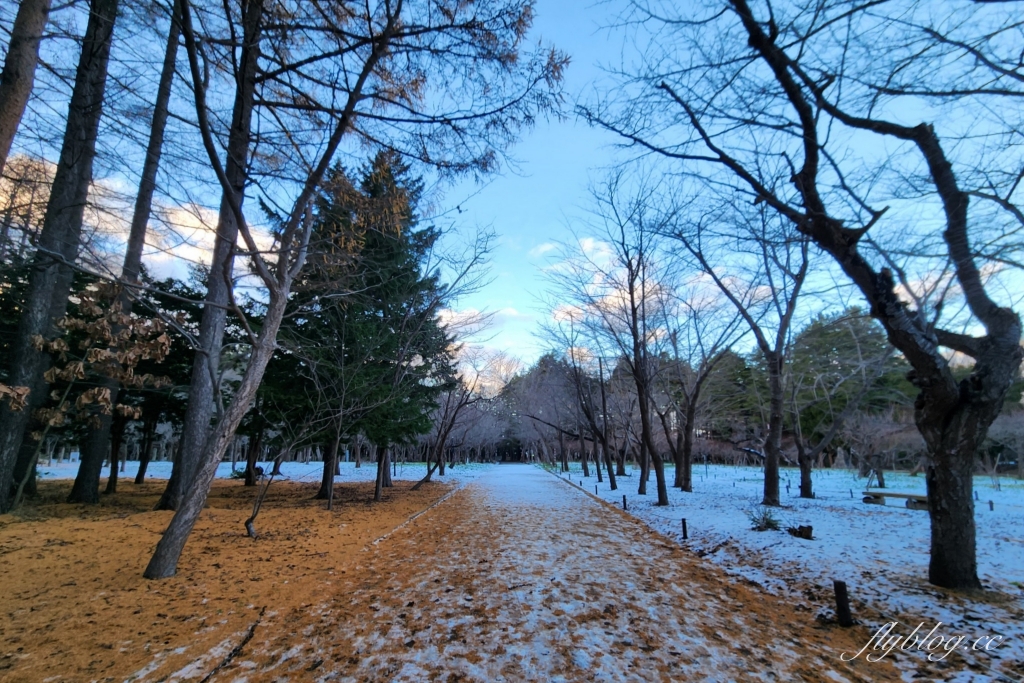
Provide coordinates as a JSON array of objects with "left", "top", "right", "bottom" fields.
[{"left": 207, "top": 465, "right": 900, "bottom": 682}]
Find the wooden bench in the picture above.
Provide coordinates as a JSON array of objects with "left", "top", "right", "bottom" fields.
[{"left": 862, "top": 491, "right": 928, "bottom": 510}]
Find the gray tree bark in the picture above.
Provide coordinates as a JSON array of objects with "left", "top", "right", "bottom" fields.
[
  {"left": 155, "top": 0, "right": 262, "bottom": 510},
  {"left": 761, "top": 352, "right": 784, "bottom": 506},
  {"left": 144, "top": 291, "right": 285, "bottom": 578},
  {"left": 69, "top": 0, "right": 181, "bottom": 504},
  {"left": 0, "top": 0, "right": 119, "bottom": 512},
  {"left": 0, "top": 0, "right": 52, "bottom": 177},
  {"left": 734, "top": 0, "right": 1022, "bottom": 586},
  {"left": 316, "top": 427, "right": 341, "bottom": 499}
]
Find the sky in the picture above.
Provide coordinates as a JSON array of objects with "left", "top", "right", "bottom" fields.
[
  {"left": 24, "top": 0, "right": 627, "bottom": 369},
  {"left": 441, "top": 0, "right": 625, "bottom": 365},
  {"left": 15, "top": 0, "right": 1012, "bottom": 369}
]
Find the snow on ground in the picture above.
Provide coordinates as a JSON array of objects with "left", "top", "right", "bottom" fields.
[
  {"left": 36, "top": 458, "right": 491, "bottom": 488},
  {"left": 554, "top": 462, "right": 1024, "bottom": 682},
  {"left": 210, "top": 464, "right": 900, "bottom": 682}
]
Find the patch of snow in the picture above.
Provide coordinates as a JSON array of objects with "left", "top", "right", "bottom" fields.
[
  {"left": 37, "top": 459, "right": 491, "bottom": 487},
  {"left": 241, "top": 466, "right": 883, "bottom": 682},
  {"left": 557, "top": 463, "right": 1024, "bottom": 682}
]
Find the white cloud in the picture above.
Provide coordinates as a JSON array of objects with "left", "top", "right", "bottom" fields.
[
  {"left": 529, "top": 242, "right": 558, "bottom": 258},
  {"left": 578, "top": 236, "right": 614, "bottom": 264}
]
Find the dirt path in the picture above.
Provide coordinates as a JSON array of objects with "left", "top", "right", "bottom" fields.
[{"left": 202, "top": 465, "right": 900, "bottom": 682}]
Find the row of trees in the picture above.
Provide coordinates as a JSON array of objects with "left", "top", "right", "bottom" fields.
[
  {"left": 567, "top": 0, "right": 1023, "bottom": 590},
  {"left": 0, "top": 0, "right": 566, "bottom": 580},
  {"left": 510, "top": 304, "right": 921, "bottom": 482},
  {"left": 2, "top": 0, "right": 1020, "bottom": 594}
]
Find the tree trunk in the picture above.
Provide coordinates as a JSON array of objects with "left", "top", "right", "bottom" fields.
[
  {"left": 0, "top": 0, "right": 119, "bottom": 513},
  {"left": 598, "top": 357, "right": 615, "bottom": 490},
  {"left": 557, "top": 429, "right": 568, "bottom": 472},
  {"left": 650, "top": 453, "right": 669, "bottom": 506},
  {"left": 382, "top": 448, "right": 393, "bottom": 488},
  {"left": 602, "top": 442, "right": 617, "bottom": 491},
  {"left": 73, "top": 0, "right": 181, "bottom": 504},
  {"left": 538, "top": 438, "right": 550, "bottom": 465},
  {"left": 670, "top": 407, "right": 685, "bottom": 489},
  {"left": 637, "top": 436, "right": 648, "bottom": 496},
  {"left": 104, "top": 414, "right": 126, "bottom": 494},
  {"left": 373, "top": 445, "right": 387, "bottom": 502},
  {"left": 639, "top": 413, "right": 670, "bottom": 506},
  {"left": 761, "top": 353, "right": 784, "bottom": 506},
  {"left": 797, "top": 440, "right": 812, "bottom": 499},
  {"left": 243, "top": 428, "right": 263, "bottom": 486},
  {"left": 271, "top": 451, "right": 283, "bottom": 476},
  {"left": 157, "top": 0, "right": 262, "bottom": 511},
  {"left": 135, "top": 417, "right": 156, "bottom": 484},
  {"left": 0, "top": 0, "right": 52, "bottom": 177},
  {"left": 925, "top": 435, "right": 980, "bottom": 589},
  {"left": 680, "top": 399, "right": 697, "bottom": 493},
  {"left": 316, "top": 429, "right": 341, "bottom": 500},
  {"left": 71, "top": 406, "right": 116, "bottom": 502},
  {"left": 143, "top": 290, "right": 284, "bottom": 579},
  {"left": 10, "top": 439, "right": 38, "bottom": 500}
]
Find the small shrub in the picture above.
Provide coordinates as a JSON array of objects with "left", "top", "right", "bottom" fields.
[
  {"left": 229, "top": 468, "right": 247, "bottom": 480},
  {"left": 749, "top": 505, "right": 780, "bottom": 532}
]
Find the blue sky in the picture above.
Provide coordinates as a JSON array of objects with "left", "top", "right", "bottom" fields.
[{"left": 443, "top": 0, "right": 624, "bottom": 364}]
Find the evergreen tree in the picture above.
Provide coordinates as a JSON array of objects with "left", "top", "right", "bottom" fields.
[{"left": 270, "top": 151, "right": 456, "bottom": 499}]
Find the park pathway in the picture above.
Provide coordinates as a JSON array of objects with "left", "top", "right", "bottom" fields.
[{"left": 205, "top": 465, "right": 899, "bottom": 682}]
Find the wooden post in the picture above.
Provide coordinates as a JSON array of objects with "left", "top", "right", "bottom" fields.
[
  {"left": 622, "top": 495, "right": 627, "bottom": 511},
  {"left": 681, "top": 518, "right": 688, "bottom": 540},
  {"left": 989, "top": 500, "right": 994, "bottom": 511},
  {"left": 833, "top": 580, "right": 853, "bottom": 627},
  {"left": 594, "top": 484, "right": 598, "bottom": 495}
]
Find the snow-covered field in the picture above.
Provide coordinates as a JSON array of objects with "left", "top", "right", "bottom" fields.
[
  {"left": 552, "top": 462, "right": 1024, "bottom": 682},
  {"left": 36, "top": 458, "right": 491, "bottom": 488},
  {"left": 214, "top": 465, "right": 888, "bottom": 683},
  {"left": 34, "top": 457, "right": 1023, "bottom": 680}
]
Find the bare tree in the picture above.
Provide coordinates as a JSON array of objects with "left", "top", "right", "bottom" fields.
[
  {"left": 539, "top": 310, "right": 621, "bottom": 488},
  {"left": 671, "top": 200, "right": 810, "bottom": 506},
  {"left": 654, "top": 275, "right": 742, "bottom": 491},
  {"left": 415, "top": 346, "right": 506, "bottom": 488},
  {"left": 143, "top": 0, "right": 563, "bottom": 577},
  {"left": 587, "top": 0, "right": 1023, "bottom": 588},
  {"left": 545, "top": 172, "right": 675, "bottom": 505}
]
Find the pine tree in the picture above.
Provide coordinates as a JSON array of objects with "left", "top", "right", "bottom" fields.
[{"left": 272, "top": 151, "right": 456, "bottom": 500}]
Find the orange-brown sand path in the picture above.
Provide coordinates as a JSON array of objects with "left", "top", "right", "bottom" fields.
[{"left": 184, "top": 464, "right": 901, "bottom": 682}]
